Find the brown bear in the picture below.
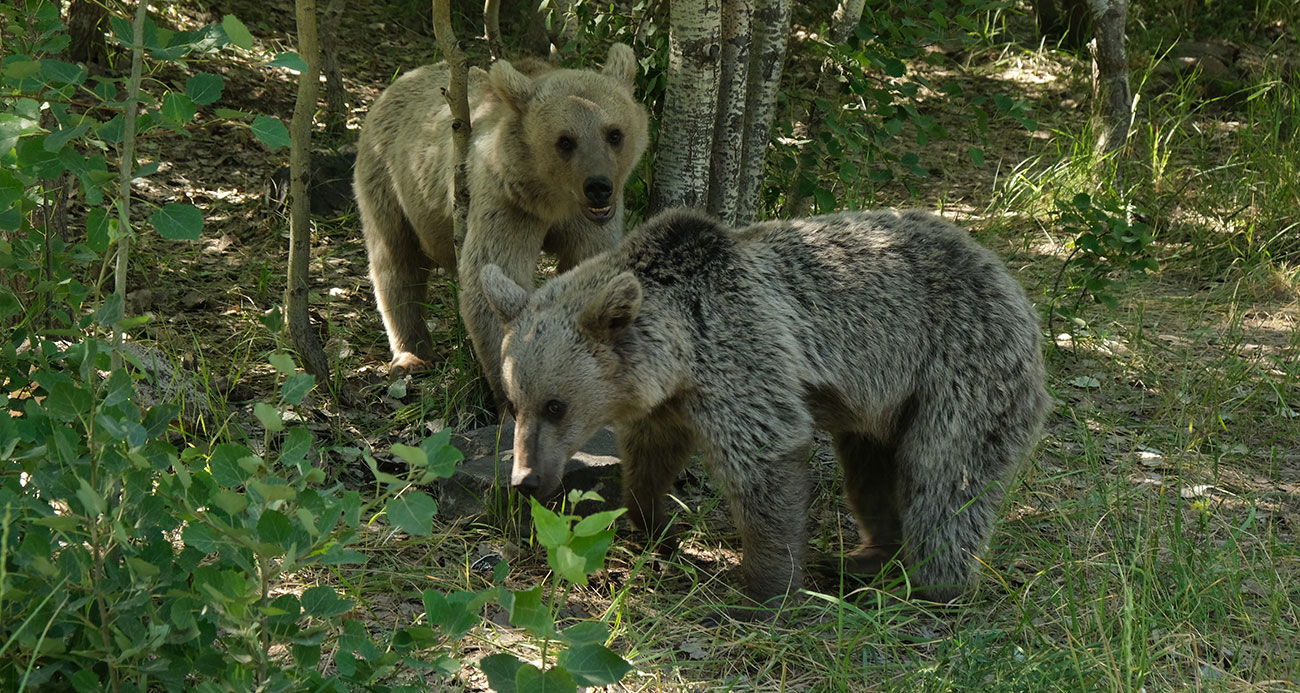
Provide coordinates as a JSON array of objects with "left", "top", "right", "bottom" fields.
[
  {"left": 353, "top": 44, "right": 648, "bottom": 399},
  {"left": 479, "top": 208, "right": 1049, "bottom": 609}
]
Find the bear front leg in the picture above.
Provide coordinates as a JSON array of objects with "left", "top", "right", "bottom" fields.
[
  {"left": 364, "top": 217, "right": 436, "bottom": 375},
  {"left": 616, "top": 407, "right": 697, "bottom": 544},
  {"left": 458, "top": 210, "right": 548, "bottom": 406}
]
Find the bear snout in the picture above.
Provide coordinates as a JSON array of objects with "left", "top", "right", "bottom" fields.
[
  {"left": 583, "top": 176, "right": 614, "bottom": 209},
  {"left": 512, "top": 471, "right": 543, "bottom": 496}
]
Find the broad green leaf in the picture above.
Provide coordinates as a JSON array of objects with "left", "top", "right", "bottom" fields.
[
  {"left": 257, "top": 508, "right": 294, "bottom": 547},
  {"left": 96, "top": 292, "right": 124, "bottom": 328},
  {"left": 268, "top": 352, "right": 296, "bottom": 374},
  {"left": 515, "top": 663, "right": 577, "bottom": 693},
  {"left": 968, "top": 146, "right": 985, "bottom": 166},
  {"left": 424, "top": 589, "right": 482, "bottom": 640},
  {"left": 568, "top": 531, "right": 615, "bottom": 576},
  {"left": 280, "top": 372, "right": 315, "bottom": 405},
  {"left": 479, "top": 653, "right": 523, "bottom": 693},
  {"left": 552, "top": 544, "right": 588, "bottom": 585},
  {"left": 560, "top": 620, "right": 609, "bottom": 646},
  {"left": 254, "top": 402, "right": 284, "bottom": 432},
  {"left": 150, "top": 202, "right": 203, "bottom": 240},
  {"left": 208, "top": 443, "right": 255, "bottom": 487},
  {"left": 3, "top": 60, "right": 40, "bottom": 79},
  {"left": 185, "top": 72, "right": 224, "bottom": 105},
  {"left": 221, "top": 14, "right": 254, "bottom": 50},
  {"left": 301, "top": 584, "right": 352, "bottom": 618},
  {"left": 76, "top": 478, "right": 106, "bottom": 516},
  {"left": 504, "top": 584, "right": 554, "bottom": 638},
  {"left": 420, "top": 428, "right": 463, "bottom": 478},
  {"left": 40, "top": 58, "right": 86, "bottom": 85},
  {"left": 391, "top": 443, "right": 428, "bottom": 467},
  {"left": 212, "top": 488, "right": 247, "bottom": 515},
  {"left": 386, "top": 491, "right": 438, "bottom": 536},
  {"left": 571, "top": 508, "right": 625, "bottom": 537},
  {"left": 267, "top": 51, "right": 309, "bottom": 72},
  {"left": 161, "top": 91, "right": 197, "bottom": 124},
  {"left": 280, "top": 426, "right": 313, "bottom": 467},
  {"left": 556, "top": 643, "right": 633, "bottom": 687},
  {"left": 47, "top": 380, "right": 92, "bottom": 420},
  {"left": 530, "top": 498, "right": 569, "bottom": 549},
  {"left": 251, "top": 114, "right": 290, "bottom": 150},
  {"left": 44, "top": 121, "right": 90, "bottom": 153}
]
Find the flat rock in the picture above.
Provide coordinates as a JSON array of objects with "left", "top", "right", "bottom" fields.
[{"left": 438, "top": 421, "right": 623, "bottom": 520}]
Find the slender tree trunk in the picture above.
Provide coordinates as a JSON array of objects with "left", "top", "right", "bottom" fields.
[
  {"left": 649, "top": 0, "right": 721, "bottom": 214},
  {"left": 320, "top": 0, "right": 348, "bottom": 138},
  {"left": 432, "top": 0, "right": 471, "bottom": 246},
  {"left": 706, "top": 0, "right": 753, "bottom": 225},
  {"left": 287, "top": 0, "right": 331, "bottom": 381},
  {"left": 66, "top": 0, "right": 108, "bottom": 66},
  {"left": 1089, "top": 0, "right": 1132, "bottom": 163},
  {"left": 110, "top": 0, "right": 148, "bottom": 373},
  {"left": 484, "top": 0, "right": 504, "bottom": 61},
  {"left": 1034, "top": 0, "right": 1091, "bottom": 49},
  {"left": 735, "top": 0, "right": 790, "bottom": 225},
  {"left": 782, "top": 0, "right": 861, "bottom": 218}
]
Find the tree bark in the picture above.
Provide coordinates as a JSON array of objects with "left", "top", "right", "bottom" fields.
[
  {"left": 484, "top": 0, "right": 504, "bottom": 61},
  {"left": 706, "top": 0, "right": 753, "bottom": 225},
  {"left": 432, "top": 0, "right": 471, "bottom": 246},
  {"left": 829, "top": 0, "right": 864, "bottom": 44},
  {"left": 1089, "top": 0, "right": 1132, "bottom": 162},
  {"left": 1034, "top": 0, "right": 1091, "bottom": 49},
  {"left": 735, "top": 0, "right": 790, "bottom": 225},
  {"left": 649, "top": 0, "right": 721, "bottom": 214},
  {"left": 287, "top": 0, "right": 331, "bottom": 381},
  {"left": 66, "top": 0, "right": 108, "bottom": 66},
  {"left": 320, "top": 0, "right": 348, "bottom": 138}
]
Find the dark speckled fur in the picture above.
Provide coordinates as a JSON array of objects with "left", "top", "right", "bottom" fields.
[{"left": 480, "top": 208, "right": 1050, "bottom": 607}]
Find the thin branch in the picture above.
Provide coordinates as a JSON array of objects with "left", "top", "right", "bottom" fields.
[
  {"left": 484, "top": 0, "right": 504, "bottom": 62},
  {"left": 110, "top": 0, "right": 148, "bottom": 375},
  {"left": 433, "top": 0, "right": 472, "bottom": 246}
]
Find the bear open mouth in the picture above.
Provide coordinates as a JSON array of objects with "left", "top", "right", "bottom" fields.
[{"left": 585, "top": 205, "right": 614, "bottom": 223}]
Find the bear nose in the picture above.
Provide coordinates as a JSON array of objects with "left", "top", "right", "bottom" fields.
[
  {"left": 583, "top": 176, "right": 613, "bottom": 207},
  {"left": 513, "top": 473, "right": 542, "bottom": 497}
]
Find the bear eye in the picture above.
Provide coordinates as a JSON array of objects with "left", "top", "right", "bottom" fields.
[
  {"left": 607, "top": 129, "right": 623, "bottom": 146},
  {"left": 543, "top": 399, "right": 567, "bottom": 421},
  {"left": 556, "top": 135, "right": 576, "bottom": 153}
]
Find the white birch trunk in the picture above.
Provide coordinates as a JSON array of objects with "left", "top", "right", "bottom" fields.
[
  {"left": 706, "top": 0, "right": 753, "bottom": 225},
  {"left": 649, "top": 0, "right": 721, "bottom": 214},
  {"left": 735, "top": 0, "right": 790, "bottom": 225},
  {"left": 829, "top": 0, "right": 864, "bottom": 44}
]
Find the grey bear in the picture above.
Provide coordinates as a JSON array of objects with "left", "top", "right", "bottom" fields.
[
  {"left": 479, "top": 208, "right": 1049, "bottom": 607},
  {"left": 354, "top": 44, "right": 649, "bottom": 398}
]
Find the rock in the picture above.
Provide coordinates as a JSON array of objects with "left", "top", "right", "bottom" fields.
[{"left": 437, "top": 420, "right": 623, "bottom": 520}]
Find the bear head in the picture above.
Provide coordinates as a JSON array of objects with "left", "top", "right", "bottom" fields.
[
  {"left": 487, "top": 43, "right": 649, "bottom": 225},
  {"left": 480, "top": 262, "right": 644, "bottom": 496}
]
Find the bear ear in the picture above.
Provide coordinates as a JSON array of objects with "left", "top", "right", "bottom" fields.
[
  {"left": 489, "top": 60, "right": 535, "bottom": 112},
  {"left": 602, "top": 43, "right": 637, "bottom": 91},
  {"left": 580, "top": 271, "right": 642, "bottom": 342},
  {"left": 481, "top": 264, "right": 529, "bottom": 324}
]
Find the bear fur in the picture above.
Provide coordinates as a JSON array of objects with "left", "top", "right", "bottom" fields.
[
  {"left": 479, "top": 208, "right": 1050, "bottom": 607},
  {"left": 354, "top": 44, "right": 649, "bottom": 397}
]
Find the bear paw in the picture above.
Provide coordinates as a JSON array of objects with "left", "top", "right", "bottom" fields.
[{"left": 389, "top": 352, "right": 435, "bottom": 376}]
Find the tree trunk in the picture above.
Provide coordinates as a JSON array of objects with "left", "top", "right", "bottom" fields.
[
  {"left": 1089, "top": 0, "right": 1132, "bottom": 162},
  {"left": 287, "top": 0, "right": 331, "bottom": 381},
  {"left": 782, "top": 0, "right": 861, "bottom": 218},
  {"left": 66, "top": 0, "right": 108, "bottom": 66},
  {"left": 484, "top": 0, "right": 504, "bottom": 61},
  {"left": 110, "top": 0, "right": 148, "bottom": 372},
  {"left": 432, "top": 0, "right": 471, "bottom": 246},
  {"left": 735, "top": 0, "right": 790, "bottom": 225},
  {"left": 320, "top": 0, "right": 348, "bottom": 139},
  {"left": 649, "top": 0, "right": 721, "bottom": 214},
  {"left": 706, "top": 0, "right": 753, "bottom": 225},
  {"left": 1034, "top": 0, "right": 1090, "bottom": 49}
]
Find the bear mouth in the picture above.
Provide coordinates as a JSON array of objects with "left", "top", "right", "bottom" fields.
[{"left": 585, "top": 205, "right": 614, "bottom": 223}]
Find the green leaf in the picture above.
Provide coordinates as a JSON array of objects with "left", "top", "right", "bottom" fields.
[
  {"left": 530, "top": 498, "right": 569, "bottom": 549},
  {"left": 44, "top": 121, "right": 90, "bottom": 153},
  {"left": 391, "top": 443, "right": 428, "bottom": 468},
  {"left": 301, "top": 584, "right": 353, "bottom": 618},
  {"left": 812, "top": 188, "right": 836, "bottom": 213},
  {"left": 280, "top": 426, "right": 313, "bottom": 467},
  {"left": 568, "top": 531, "right": 615, "bottom": 577},
  {"left": 267, "top": 51, "right": 309, "bottom": 72},
  {"left": 161, "top": 91, "right": 197, "bottom": 124},
  {"left": 268, "top": 352, "right": 297, "bottom": 375},
  {"left": 253, "top": 401, "right": 284, "bottom": 432},
  {"left": 479, "top": 653, "right": 524, "bottom": 693},
  {"left": 515, "top": 663, "right": 577, "bottom": 693},
  {"left": 386, "top": 492, "right": 438, "bottom": 537},
  {"left": 40, "top": 58, "right": 86, "bottom": 86},
  {"left": 185, "top": 73, "right": 225, "bottom": 105},
  {"left": 96, "top": 292, "right": 125, "bottom": 328},
  {"left": 76, "top": 477, "right": 107, "bottom": 516},
  {"left": 572, "top": 508, "right": 625, "bottom": 537},
  {"left": 968, "top": 146, "right": 985, "bottom": 166},
  {"left": 47, "top": 380, "right": 92, "bottom": 420},
  {"left": 251, "top": 114, "right": 290, "bottom": 150},
  {"left": 552, "top": 545, "right": 588, "bottom": 585},
  {"left": 280, "top": 372, "right": 315, "bottom": 405},
  {"left": 556, "top": 643, "right": 633, "bottom": 687},
  {"left": 560, "top": 620, "right": 609, "bottom": 646},
  {"left": 3, "top": 60, "right": 40, "bottom": 79},
  {"left": 221, "top": 14, "right": 254, "bottom": 50},
  {"left": 419, "top": 428, "right": 463, "bottom": 478},
  {"left": 504, "top": 584, "right": 554, "bottom": 638},
  {"left": 150, "top": 202, "right": 203, "bottom": 240},
  {"left": 424, "top": 589, "right": 484, "bottom": 640},
  {"left": 257, "top": 508, "right": 294, "bottom": 548},
  {"left": 1069, "top": 375, "right": 1101, "bottom": 389}
]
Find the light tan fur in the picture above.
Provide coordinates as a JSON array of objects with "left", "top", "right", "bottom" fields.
[{"left": 354, "top": 45, "right": 648, "bottom": 394}]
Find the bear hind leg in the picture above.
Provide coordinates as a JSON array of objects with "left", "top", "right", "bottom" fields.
[{"left": 834, "top": 432, "right": 905, "bottom": 576}]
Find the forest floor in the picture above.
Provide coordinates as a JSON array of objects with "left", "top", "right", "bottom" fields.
[{"left": 118, "top": 0, "right": 1299, "bottom": 690}]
